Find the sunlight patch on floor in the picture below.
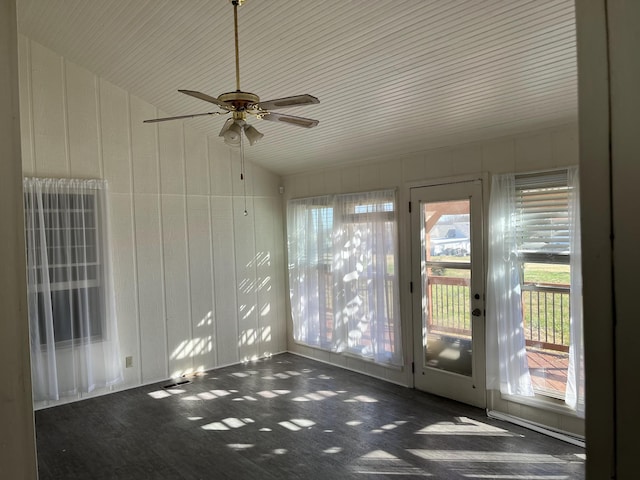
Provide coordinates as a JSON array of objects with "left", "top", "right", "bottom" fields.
[
  {"left": 148, "top": 390, "right": 172, "bottom": 399},
  {"left": 408, "top": 450, "right": 570, "bottom": 463},
  {"left": 182, "top": 391, "right": 219, "bottom": 401},
  {"left": 182, "top": 389, "right": 233, "bottom": 401},
  {"left": 257, "top": 390, "right": 291, "bottom": 398},
  {"left": 292, "top": 390, "right": 340, "bottom": 402},
  {"left": 371, "top": 421, "right": 407, "bottom": 434},
  {"left": 227, "top": 444, "right": 255, "bottom": 451},
  {"left": 415, "top": 417, "right": 518, "bottom": 437},
  {"left": 232, "top": 395, "right": 258, "bottom": 401},
  {"left": 165, "top": 389, "right": 185, "bottom": 395},
  {"left": 210, "top": 390, "right": 232, "bottom": 397},
  {"left": 345, "top": 395, "right": 378, "bottom": 403},
  {"left": 461, "top": 475, "right": 570, "bottom": 479},
  {"left": 279, "top": 418, "right": 316, "bottom": 431},
  {"left": 323, "top": 446, "right": 342, "bottom": 454},
  {"left": 201, "top": 417, "right": 255, "bottom": 431},
  {"left": 350, "top": 450, "right": 433, "bottom": 476}
]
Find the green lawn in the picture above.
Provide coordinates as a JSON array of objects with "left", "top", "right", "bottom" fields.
[{"left": 524, "top": 262, "right": 570, "bottom": 285}]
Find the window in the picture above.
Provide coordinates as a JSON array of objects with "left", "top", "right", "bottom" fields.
[
  {"left": 514, "top": 172, "right": 572, "bottom": 398},
  {"left": 24, "top": 178, "right": 122, "bottom": 402},
  {"left": 486, "top": 168, "right": 584, "bottom": 416},
  {"left": 25, "top": 191, "right": 104, "bottom": 345},
  {"left": 287, "top": 190, "right": 402, "bottom": 365}
]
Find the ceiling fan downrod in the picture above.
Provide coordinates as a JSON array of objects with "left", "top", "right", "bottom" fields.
[{"left": 231, "top": 0, "right": 244, "bottom": 92}]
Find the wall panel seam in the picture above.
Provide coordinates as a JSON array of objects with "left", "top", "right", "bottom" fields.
[
  {"left": 94, "top": 73, "right": 104, "bottom": 179},
  {"left": 154, "top": 110, "right": 169, "bottom": 379},
  {"left": 127, "top": 91, "right": 143, "bottom": 384},
  {"left": 182, "top": 123, "right": 194, "bottom": 373},
  {"left": 61, "top": 57, "right": 70, "bottom": 176},
  {"left": 206, "top": 139, "right": 219, "bottom": 367}
]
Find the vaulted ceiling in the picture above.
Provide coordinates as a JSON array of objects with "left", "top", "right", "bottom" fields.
[{"left": 17, "top": 0, "right": 577, "bottom": 176}]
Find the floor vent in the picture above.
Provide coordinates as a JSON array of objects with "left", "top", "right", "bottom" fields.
[{"left": 162, "top": 379, "right": 191, "bottom": 389}]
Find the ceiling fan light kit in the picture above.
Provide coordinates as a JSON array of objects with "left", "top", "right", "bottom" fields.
[
  {"left": 244, "top": 124, "right": 264, "bottom": 146},
  {"left": 223, "top": 121, "right": 243, "bottom": 146}
]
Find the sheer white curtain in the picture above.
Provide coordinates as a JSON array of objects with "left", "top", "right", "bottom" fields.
[
  {"left": 287, "top": 190, "right": 402, "bottom": 365},
  {"left": 486, "top": 174, "right": 534, "bottom": 396},
  {"left": 287, "top": 196, "right": 332, "bottom": 348},
  {"left": 332, "top": 191, "right": 401, "bottom": 364},
  {"left": 24, "top": 178, "right": 123, "bottom": 402},
  {"left": 565, "top": 166, "right": 585, "bottom": 416}
]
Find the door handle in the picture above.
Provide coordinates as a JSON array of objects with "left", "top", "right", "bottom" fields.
[{"left": 471, "top": 308, "right": 482, "bottom": 317}]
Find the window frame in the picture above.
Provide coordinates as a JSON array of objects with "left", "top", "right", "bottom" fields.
[
  {"left": 24, "top": 189, "right": 106, "bottom": 348},
  {"left": 514, "top": 171, "right": 573, "bottom": 399},
  {"left": 287, "top": 189, "right": 402, "bottom": 365}
]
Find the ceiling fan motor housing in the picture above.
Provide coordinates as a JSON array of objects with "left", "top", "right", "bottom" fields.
[{"left": 218, "top": 91, "right": 260, "bottom": 111}]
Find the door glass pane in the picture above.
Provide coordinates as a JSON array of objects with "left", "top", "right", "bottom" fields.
[
  {"left": 422, "top": 200, "right": 472, "bottom": 377},
  {"left": 423, "top": 200, "right": 471, "bottom": 264}
]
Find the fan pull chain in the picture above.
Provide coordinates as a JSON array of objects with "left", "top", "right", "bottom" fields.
[{"left": 240, "top": 129, "right": 248, "bottom": 216}]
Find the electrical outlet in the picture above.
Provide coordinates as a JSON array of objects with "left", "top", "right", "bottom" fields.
[{"left": 125, "top": 356, "right": 133, "bottom": 368}]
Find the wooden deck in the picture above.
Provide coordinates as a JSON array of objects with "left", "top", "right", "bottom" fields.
[{"left": 527, "top": 348, "right": 569, "bottom": 396}]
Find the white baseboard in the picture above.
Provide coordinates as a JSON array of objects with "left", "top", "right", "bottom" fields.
[{"left": 487, "top": 409, "right": 586, "bottom": 448}]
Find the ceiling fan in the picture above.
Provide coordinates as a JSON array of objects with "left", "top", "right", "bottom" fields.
[{"left": 144, "top": 0, "right": 320, "bottom": 147}]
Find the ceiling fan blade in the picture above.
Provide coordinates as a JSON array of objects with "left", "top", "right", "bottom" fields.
[
  {"left": 261, "top": 112, "right": 319, "bottom": 128},
  {"left": 256, "top": 94, "right": 319, "bottom": 111},
  {"left": 143, "top": 111, "right": 224, "bottom": 123},
  {"left": 179, "top": 89, "right": 234, "bottom": 110}
]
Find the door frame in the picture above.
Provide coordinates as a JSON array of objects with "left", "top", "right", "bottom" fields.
[{"left": 406, "top": 174, "right": 487, "bottom": 408}]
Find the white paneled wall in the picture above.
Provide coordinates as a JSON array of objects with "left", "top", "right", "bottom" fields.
[
  {"left": 18, "top": 36, "right": 286, "bottom": 406},
  {"left": 284, "top": 124, "right": 578, "bottom": 200},
  {"left": 282, "top": 122, "right": 581, "bottom": 433}
]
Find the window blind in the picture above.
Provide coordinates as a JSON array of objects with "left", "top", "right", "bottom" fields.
[{"left": 514, "top": 171, "right": 570, "bottom": 255}]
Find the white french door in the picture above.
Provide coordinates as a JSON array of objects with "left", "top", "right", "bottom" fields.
[{"left": 410, "top": 180, "right": 486, "bottom": 408}]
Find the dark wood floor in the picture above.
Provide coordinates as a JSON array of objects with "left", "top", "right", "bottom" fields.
[{"left": 35, "top": 353, "right": 585, "bottom": 479}]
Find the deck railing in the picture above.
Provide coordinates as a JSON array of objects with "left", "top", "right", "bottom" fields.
[
  {"left": 317, "top": 270, "right": 570, "bottom": 354},
  {"left": 427, "top": 276, "right": 471, "bottom": 335},
  {"left": 427, "top": 277, "right": 570, "bottom": 353},
  {"left": 521, "top": 283, "right": 570, "bottom": 352},
  {"left": 317, "top": 269, "right": 399, "bottom": 353}
]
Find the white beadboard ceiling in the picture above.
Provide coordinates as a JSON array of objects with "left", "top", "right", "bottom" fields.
[{"left": 17, "top": 0, "right": 577, "bottom": 176}]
